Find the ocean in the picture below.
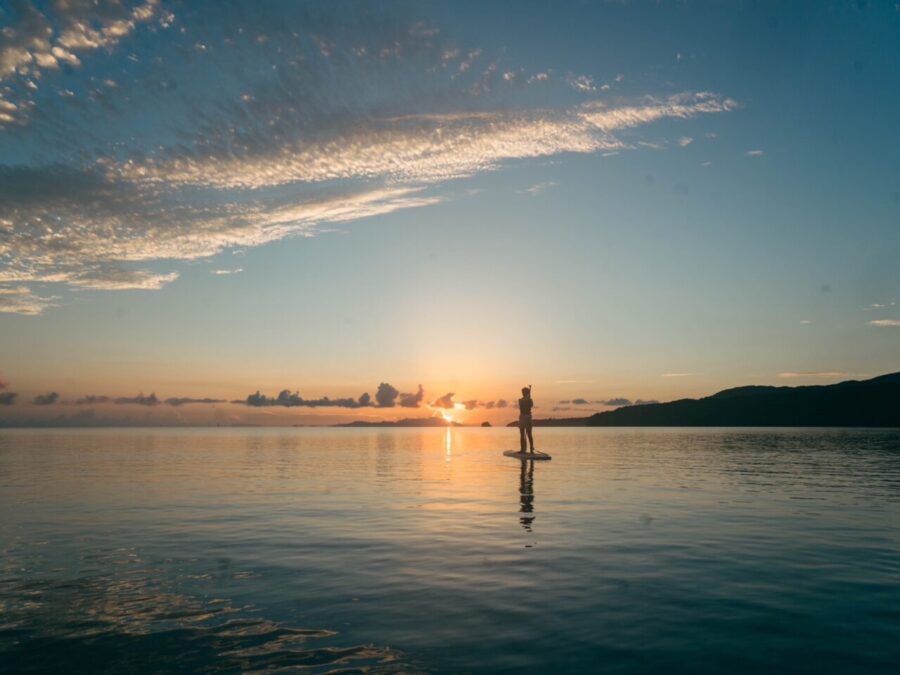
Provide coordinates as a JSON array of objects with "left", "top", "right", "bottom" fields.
[{"left": 2, "top": 427, "right": 899, "bottom": 673}]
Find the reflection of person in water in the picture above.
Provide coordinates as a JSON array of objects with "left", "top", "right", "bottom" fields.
[
  {"left": 519, "top": 459, "right": 535, "bottom": 531},
  {"left": 518, "top": 385, "right": 535, "bottom": 453}
]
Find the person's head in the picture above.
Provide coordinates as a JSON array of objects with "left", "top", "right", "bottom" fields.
[{"left": 521, "top": 386, "right": 531, "bottom": 397}]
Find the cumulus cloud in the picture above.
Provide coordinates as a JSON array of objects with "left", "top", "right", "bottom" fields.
[
  {"left": 430, "top": 392, "right": 456, "bottom": 409},
  {"left": 164, "top": 397, "right": 226, "bottom": 406},
  {"left": 556, "top": 396, "right": 653, "bottom": 407},
  {"left": 238, "top": 382, "right": 421, "bottom": 408},
  {"left": 0, "top": 2, "right": 736, "bottom": 313},
  {"left": 114, "top": 393, "right": 160, "bottom": 406},
  {"left": 23, "top": 386, "right": 427, "bottom": 409},
  {"left": 375, "top": 382, "right": 399, "bottom": 407},
  {"left": 242, "top": 389, "right": 373, "bottom": 408},
  {"left": 458, "top": 398, "right": 511, "bottom": 410},
  {"left": 399, "top": 384, "right": 424, "bottom": 408},
  {"left": 32, "top": 391, "right": 59, "bottom": 405},
  {"left": 75, "top": 395, "right": 111, "bottom": 405},
  {"left": 0, "top": 392, "right": 17, "bottom": 405}
]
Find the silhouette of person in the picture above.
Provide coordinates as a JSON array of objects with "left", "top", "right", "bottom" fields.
[
  {"left": 518, "top": 385, "right": 535, "bottom": 453},
  {"left": 519, "top": 458, "right": 535, "bottom": 531}
]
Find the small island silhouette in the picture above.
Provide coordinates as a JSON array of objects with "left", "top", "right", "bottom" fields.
[
  {"left": 336, "top": 417, "right": 461, "bottom": 428},
  {"left": 507, "top": 372, "right": 900, "bottom": 428}
]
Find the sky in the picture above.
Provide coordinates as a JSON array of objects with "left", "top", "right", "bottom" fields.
[{"left": 0, "top": 0, "right": 898, "bottom": 426}]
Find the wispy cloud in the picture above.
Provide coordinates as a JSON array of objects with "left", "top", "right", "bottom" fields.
[
  {"left": 567, "top": 74, "right": 596, "bottom": 92},
  {"left": 661, "top": 372, "right": 689, "bottom": 377},
  {"left": 0, "top": 4, "right": 736, "bottom": 314},
  {"left": 868, "top": 319, "right": 900, "bottom": 327},
  {"left": 746, "top": 149, "right": 764, "bottom": 156},
  {"left": 211, "top": 269, "right": 243, "bottom": 276},
  {"left": 0, "top": 0, "right": 164, "bottom": 128},
  {"left": 0, "top": 286, "right": 58, "bottom": 315},
  {"left": 519, "top": 181, "right": 558, "bottom": 196},
  {"left": 110, "top": 94, "right": 733, "bottom": 190}
]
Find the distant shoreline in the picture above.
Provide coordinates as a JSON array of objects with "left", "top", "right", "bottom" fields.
[
  {"left": 1, "top": 373, "right": 897, "bottom": 429},
  {"left": 510, "top": 372, "right": 900, "bottom": 428}
]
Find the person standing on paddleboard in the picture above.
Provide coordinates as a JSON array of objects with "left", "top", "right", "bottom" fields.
[{"left": 518, "top": 385, "right": 535, "bottom": 453}]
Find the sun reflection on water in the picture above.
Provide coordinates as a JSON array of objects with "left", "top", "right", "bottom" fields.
[{"left": 444, "top": 426, "right": 452, "bottom": 461}]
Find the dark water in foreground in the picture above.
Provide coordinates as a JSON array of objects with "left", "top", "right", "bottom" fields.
[{"left": 1, "top": 427, "right": 899, "bottom": 673}]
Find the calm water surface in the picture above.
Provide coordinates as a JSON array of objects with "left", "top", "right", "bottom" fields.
[{"left": 1, "top": 427, "right": 899, "bottom": 673}]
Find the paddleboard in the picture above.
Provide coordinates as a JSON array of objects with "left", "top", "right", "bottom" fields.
[{"left": 503, "top": 450, "right": 552, "bottom": 460}]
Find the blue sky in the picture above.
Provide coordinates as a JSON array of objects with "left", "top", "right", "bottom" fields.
[{"left": 0, "top": 0, "right": 898, "bottom": 425}]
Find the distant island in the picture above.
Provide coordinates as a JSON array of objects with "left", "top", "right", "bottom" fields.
[
  {"left": 507, "top": 373, "right": 900, "bottom": 427},
  {"left": 337, "top": 417, "right": 461, "bottom": 428}
]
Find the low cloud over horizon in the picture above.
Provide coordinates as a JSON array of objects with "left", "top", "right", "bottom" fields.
[
  {"left": 33, "top": 391, "right": 59, "bottom": 405},
  {"left": 558, "top": 397, "right": 659, "bottom": 407},
  {"left": 240, "top": 382, "right": 426, "bottom": 409}
]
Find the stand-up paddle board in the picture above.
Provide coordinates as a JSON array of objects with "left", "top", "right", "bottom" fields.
[{"left": 503, "top": 450, "right": 552, "bottom": 460}]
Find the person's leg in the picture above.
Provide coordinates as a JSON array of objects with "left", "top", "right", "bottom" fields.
[
  {"left": 519, "top": 422, "right": 527, "bottom": 452},
  {"left": 526, "top": 423, "right": 535, "bottom": 451}
]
